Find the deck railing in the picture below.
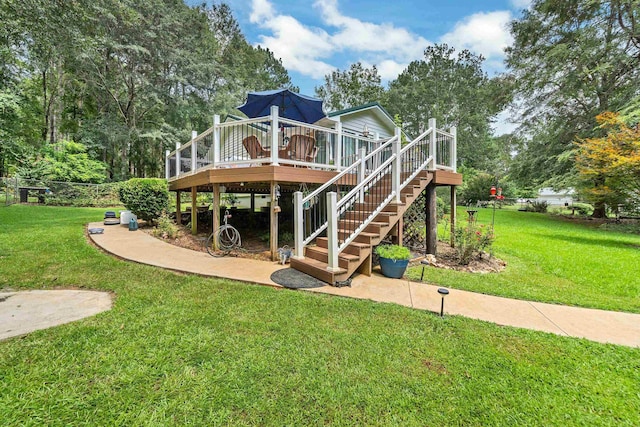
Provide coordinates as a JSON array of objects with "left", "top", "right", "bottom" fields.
[
  {"left": 293, "top": 119, "right": 452, "bottom": 271},
  {"left": 164, "top": 107, "right": 454, "bottom": 180}
]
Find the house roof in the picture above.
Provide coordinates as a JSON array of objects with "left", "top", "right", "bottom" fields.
[{"left": 328, "top": 102, "right": 395, "bottom": 125}]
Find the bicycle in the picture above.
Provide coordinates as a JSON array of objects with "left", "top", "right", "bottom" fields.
[{"left": 205, "top": 209, "right": 242, "bottom": 256}]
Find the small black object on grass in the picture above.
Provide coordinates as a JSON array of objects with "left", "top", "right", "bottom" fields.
[
  {"left": 438, "top": 287, "right": 449, "bottom": 317},
  {"left": 420, "top": 259, "right": 430, "bottom": 281}
]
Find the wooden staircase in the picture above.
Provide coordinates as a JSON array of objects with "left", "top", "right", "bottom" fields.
[{"left": 291, "top": 170, "right": 433, "bottom": 284}]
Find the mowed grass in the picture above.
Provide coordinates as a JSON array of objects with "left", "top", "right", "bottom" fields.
[
  {"left": 407, "top": 208, "right": 640, "bottom": 313},
  {"left": 0, "top": 205, "right": 639, "bottom": 425}
]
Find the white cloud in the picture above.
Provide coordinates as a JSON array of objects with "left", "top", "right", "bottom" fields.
[
  {"left": 250, "top": 1, "right": 334, "bottom": 78},
  {"left": 376, "top": 60, "right": 409, "bottom": 80},
  {"left": 314, "top": 0, "right": 428, "bottom": 62},
  {"left": 249, "top": 0, "right": 274, "bottom": 23},
  {"left": 249, "top": 0, "right": 429, "bottom": 81},
  {"left": 509, "top": 0, "right": 532, "bottom": 10},
  {"left": 440, "top": 11, "right": 513, "bottom": 64}
]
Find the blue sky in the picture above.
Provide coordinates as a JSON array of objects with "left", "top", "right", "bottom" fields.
[{"left": 188, "top": 0, "right": 532, "bottom": 133}]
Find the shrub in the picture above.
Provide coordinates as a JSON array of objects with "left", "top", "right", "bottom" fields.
[
  {"left": 375, "top": 244, "right": 411, "bottom": 261},
  {"left": 453, "top": 223, "right": 494, "bottom": 265},
  {"left": 118, "top": 178, "right": 169, "bottom": 222},
  {"left": 151, "top": 211, "right": 180, "bottom": 239},
  {"left": 524, "top": 200, "right": 549, "bottom": 213}
]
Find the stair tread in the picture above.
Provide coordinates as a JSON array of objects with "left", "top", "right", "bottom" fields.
[
  {"left": 305, "top": 246, "right": 360, "bottom": 261},
  {"left": 291, "top": 257, "right": 347, "bottom": 274},
  {"left": 316, "top": 237, "right": 370, "bottom": 249}
]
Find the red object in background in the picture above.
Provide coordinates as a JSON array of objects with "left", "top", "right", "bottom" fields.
[{"left": 490, "top": 185, "right": 497, "bottom": 196}]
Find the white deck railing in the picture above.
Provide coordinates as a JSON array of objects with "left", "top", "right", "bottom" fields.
[{"left": 165, "top": 106, "right": 387, "bottom": 180}]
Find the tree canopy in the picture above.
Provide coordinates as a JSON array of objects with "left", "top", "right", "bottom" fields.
[
  {"left": 0, "top": 0, "right": 293, "bottom": 181},
  {"left": 506, "top": 0, "right": 640, "bottom": 196}
]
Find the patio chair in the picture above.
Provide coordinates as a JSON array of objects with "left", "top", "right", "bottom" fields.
[
  {"left": 288, "top": 134, "right": 318, "bottom": 163},
  {"left": 242, "top": 136, "right": 271, "bottom": 159}
]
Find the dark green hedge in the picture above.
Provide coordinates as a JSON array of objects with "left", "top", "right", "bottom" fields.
[{"left": 118, "top": 178, "right": 169, "bottom": 222}]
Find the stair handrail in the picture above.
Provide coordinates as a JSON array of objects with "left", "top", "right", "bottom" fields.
[
  {"left": 334, "top": 126, "right": 435, "bottom": 255},
  {"left": 293, "top": 135, "right": 397, "bottom": 258},
  {"left": 299, "top": 135, "right": 396, "bottom": 209},
  {"left": 399, "top": 126, "right": 434, "bottom": 189}
]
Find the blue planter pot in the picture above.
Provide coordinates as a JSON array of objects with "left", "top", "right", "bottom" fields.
[{"left": 379, "top": 257, "right": 409, "bottom": 279}]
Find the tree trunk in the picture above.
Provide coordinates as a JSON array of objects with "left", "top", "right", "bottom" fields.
[{"left": 592, "top": 202, "right": 607, "bottom": 218}]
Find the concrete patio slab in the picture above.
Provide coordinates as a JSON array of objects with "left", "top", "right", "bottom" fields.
[{"left": 0, "top": 290, "right": 112, "bottom": 340}]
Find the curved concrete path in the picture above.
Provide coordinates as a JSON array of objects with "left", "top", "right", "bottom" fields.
[
  {"left": 89, "top": 223, "right": 640, "bottom": 348},
  {"left": 0, "top": 290, "right": 112, "bottom": 340}
]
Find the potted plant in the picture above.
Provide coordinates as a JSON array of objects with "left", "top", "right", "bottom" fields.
[{"left": 375, "top": 244, "right": 412, "bottom": 278}]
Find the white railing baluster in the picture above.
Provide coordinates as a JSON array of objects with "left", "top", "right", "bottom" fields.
[
  {"left": 335, "top": 122, "right": 342, "bottom": 169},
  {"left": 165, "top": 150, "right": 170, "bottom": 180},
  {"left": 293, "top": 191, "right": 304, "bottom": 259},
  {"left": 326, "top": 191, "right": 340, "bottom": 272},
  {"left": 358, "top": 147, "right": 366, "bottom": 201},
  {"left": 175, "top": 142, "right": 181, "bottom": 177},
  {"left": 213, "top": 115, "right": 220, "bottom": 166},
  {"left": 450, "top": 126, "right": 457, "bottom": 172},
  {"left": 191, "top": 130, "right": 197, "bottom": 172},
  {"left": 393, "top": 127, "right": 402, "bottom": 204},
  {"left": 270, "top": 106, "right": 279, "bottom": 166},
  {"left": 428, "top": 118, "right": 436, "bottom": 169}
]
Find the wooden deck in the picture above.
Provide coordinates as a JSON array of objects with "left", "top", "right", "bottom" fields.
[{"left": 169, "top": 165, "right": 461, "bottom": 193}]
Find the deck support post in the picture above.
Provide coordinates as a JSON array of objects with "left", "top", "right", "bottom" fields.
[
  {"left": 293, "top": 191, "right": 304, "bottom": 259},
  {"left": 450, "top": 185, "right": 456, "bottom": 247},
  {"left": 428, "top": 118, "right": 436, "bottom": 169},
  {"left": 212, "top": 184, "right": 220, "bottom": 250},
  {"left": 270, "top": 181, "right": 279, "bottom": 261},
  {"left": 175, "top": 191, "right": 182, "bottom": 225},
  {"left": 250, "top": 192, "right": 255, "bottom": 213},
  {"left": 326, "top": 191, "right": 340, "bottom": 272},
  {"left": 270, "top": 106, "right": 280, "bottom": 166},
  {"left": 426, "top": 182, "right": 437, "bottom": 255},
  {"left": 191, "top": 186, "right": 197, "bottom": 235}
]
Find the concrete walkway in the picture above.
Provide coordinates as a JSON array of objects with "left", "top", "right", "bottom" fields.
[
  {"left": 89, "top": 222, "right": 640, "bottom": 348},
  {"left": 0, "top": 290, "right": 112, "bottom": 340}
]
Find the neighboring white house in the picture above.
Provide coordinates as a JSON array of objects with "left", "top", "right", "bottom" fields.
[{"left": 536, "top": 187, "right": 576, "bottom": 206}]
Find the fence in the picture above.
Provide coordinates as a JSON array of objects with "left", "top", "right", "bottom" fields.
[{"left": 2, "top": 177, "right": 121, "bottom": 207}]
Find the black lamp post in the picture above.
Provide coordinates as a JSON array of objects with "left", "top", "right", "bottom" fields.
[{"left": 438, "top": 288, "right": 449, "bottom": 317}]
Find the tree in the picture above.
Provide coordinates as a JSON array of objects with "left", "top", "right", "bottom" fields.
[
  {"left": 505, "top": 0, "right": 640, "bottom": 215},
  {"left": 575, "top": 112, "right": 640, "bottom": 214},
  {"left": 315, "top": 62, "right": 384, "bottom": 111},
  {"left": 385, "top": 44, "right": 503, "bottom": 169}
]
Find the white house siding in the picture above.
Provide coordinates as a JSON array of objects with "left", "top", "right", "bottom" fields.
[
  {"left": 336, "top": 110, "right": 394, "bottom": 139},
  {"left": 537, "top": 187, "right": 575, "bottom": 206}
]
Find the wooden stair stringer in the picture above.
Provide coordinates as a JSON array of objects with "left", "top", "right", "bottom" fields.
[{"left": 290, "top": 171, "right": 433, "bottom": 285}]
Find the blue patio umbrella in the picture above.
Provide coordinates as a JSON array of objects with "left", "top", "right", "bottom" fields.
[{"left": 237, "top": 89, "right": 325, "bottom": 124}]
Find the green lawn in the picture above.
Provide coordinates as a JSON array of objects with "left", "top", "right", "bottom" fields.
[
  {"left": 408, "top": 208, "right": 640, "bottom": 313},
  {"left": 1, "top": 205, "right": 639, "bottom": 425}
]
